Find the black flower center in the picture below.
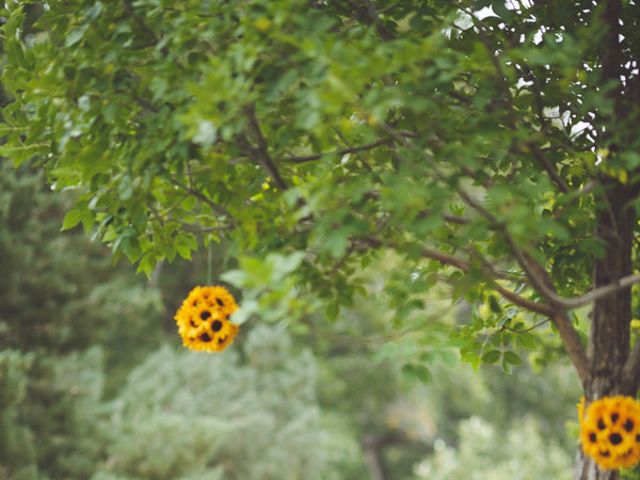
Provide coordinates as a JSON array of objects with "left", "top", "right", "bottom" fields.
[
  {"left": 218, "top": 335, "right": 228, "bottom": 345},
  {"left": 600, "top": 450, "right": 611, "bottom": 458},
  {"left": 597, "top": 419, "right": 606, "bottom": 430},
  {"left": 190, "top": 319, "right": 197, "bottom": 327},
  {"left": 211, "top": 320, "right": 223, "bottom": 332},
  {"left": 200, "top": 311, "right": 211, "bottom": 320},
  {"left": 589, "top": 433, "right": 597, "bottom": 443},
  {"left": 609, "top": 433, "right": 623, "bottom": 445},
  {"left": 216, "top": 298, "right": 224, "bottom": 307},
  {"left": 611, "top": 413, "right": 619, "bottom": 424},
  {"left": 623, "top": 420, "right": 634, "bottom": 432},
  {"left": 200, "top": 333, "right": 212, "bottom": 342}
]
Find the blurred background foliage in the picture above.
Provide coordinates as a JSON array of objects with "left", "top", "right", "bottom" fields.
[
  {"left": 2, "top": 0, "right": 640, "bottom": 477},
  {"left": 0, "top": 161, "right": 589, "bottom": 479}
]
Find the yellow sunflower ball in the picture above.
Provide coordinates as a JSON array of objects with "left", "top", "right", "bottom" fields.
[
  {"left": 174, "top": 286, "right": 239, "bottom": 352},
  {"left": 579, "top": 395, "right": 640, "bottom": 470}
]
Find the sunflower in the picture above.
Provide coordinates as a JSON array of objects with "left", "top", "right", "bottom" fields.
[
  {"left": 579, "top": 395, "right": 640, "bottom": 470},
  {"left": 174, "top": 285, "right": 239, "bottom": 352}
]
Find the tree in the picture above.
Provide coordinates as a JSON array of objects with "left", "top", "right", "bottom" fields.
[
  {"left": 0, "top": 160, "right": 166, "bottom": 479},
  {"left": 2, "top": 1, "right": 640, "bottom": 478}
]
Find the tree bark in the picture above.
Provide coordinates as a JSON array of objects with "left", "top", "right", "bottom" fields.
[
  {"left": 573, "top": 184, "right": 636, "bottom": 480},
  {"left": 574, "top": 450, "right": 619, "bottom": 480},
  {"left": 589, "top": 184, "right": 634, "bottom": 387},
  {"left": 571, "top": 0, "right": 637, "bottom": 477},
  {"left": 362, "top": 433, "right": 391, "bottom": 480},
  {"left": 362, "top": 432, "right": 404, "bottom": 480}
]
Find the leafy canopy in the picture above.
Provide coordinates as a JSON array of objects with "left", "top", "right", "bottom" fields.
[{"left": 3, "top": 1, "right": 640, "bottom": 377}]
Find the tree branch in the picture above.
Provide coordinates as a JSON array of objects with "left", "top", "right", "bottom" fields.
[
  {"left": 418, "top": 245, "right": 470, "bottom": 272},
  {"left": 343, "top": 0, "right": 395, "bottom": 41},
  {"left": 492, "top": 284, "right": 553, "bottom": 316},
  {"left": 283, "top": 138, "right": 394, "bottom": 163},
  {"left": 285, "top": 139, "right": 390, "bottom": 163},
  {"left": 244, "top": 105, "right": 288, "bottom": 190},
  {"left": 377, "top": 123, "right": 591, "bottom": 381},
  {"left": 474, "top": 23, "right": 517, "bottom": 126},
  {"left": 553, "top": 311, "right": 590, "bottom": 385},
  {"left": 496, "top": 235, "right": 590, "bottom": 383},
  {"left": 165, "top": 176, "right": 232, "bottom": 218},
  {"left": 503, "top": 318, "right": 550, "bottom": 334},
  {"left": 560, "top": 274, "right": 640, "bottom": 310},
  {"left": 458, "top": 174, "right": 638, "bottom": 312},
  {"left": 357, "top": 234, "right": 553, "bottom": 316},
  {"left": 602, "top": 0, "right": 626, "bottom": 119},
  {"left": 456, "top": 183, "right": 590, "bottom": 383},
  {"left": 123, "top": 0, "right": 159, "bottom": 44},
  {"left": 473, "top": 18, "right": 572, "bottom": 196},
  {"left": 622, "top": 340, "right": 640, "bottom": 393},
  {"left": 529, "top": 143, "right": 570, "bottom": 194}
]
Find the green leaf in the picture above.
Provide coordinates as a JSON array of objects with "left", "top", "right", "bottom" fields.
[
  {"left": 268, "top": 251, "right": 305, "bottom": 280},
  {"left": 65, "top": 26, "right": 88, "bottom": 47},
  {"left": 402, "top": 363, "right": 431, "bottom": 384},
  {"left": 325, "top": 302, "right": 339, "bottom": 321},
  {"left": 136, "top": 254, "right": 157, "bottom": 278},
  {"left": 503, "top": 351, "right": 521, "bottom": 366},
  {"left": 61, "top": 207, "right": 85, "bottom": 231},
  {"left": 481, "top": 349, "right": 501, "bottom": 364},
  {"left": 176, "top": 243, "right": 192, "bottom": 260},
  {"left": 220, "top": 269, "right": 247, "bottom": 287}
]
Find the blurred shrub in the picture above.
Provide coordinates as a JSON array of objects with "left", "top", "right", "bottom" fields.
[{"left": 95, "top": 325, "right": 356, "bottom": 480}]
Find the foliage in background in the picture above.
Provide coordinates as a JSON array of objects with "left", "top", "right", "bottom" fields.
[
  {"left": 4, "top": 1, "right": 640, "bottom": 478},
  {"left": 416, "top": 416, "right": 572, "bottom": 480},
  {"left": 0, "top": 164, "right": 588, "bottom": 480},
  {"left": 0, "top": 161, "right": 164, "bottom": 479},
  {"left": 95, "top": 326, "right": 355, "bottom": 480}
]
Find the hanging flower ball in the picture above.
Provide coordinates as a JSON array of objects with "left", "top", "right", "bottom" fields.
[
  {"left": 579, "top": 395, "right": 640, "bottom": 470},
  {"left": 174, "top": 286, "right": 239, "bottom": 352}
]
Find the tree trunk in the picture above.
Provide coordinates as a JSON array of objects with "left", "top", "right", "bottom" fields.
[
  {"left": 362, "top": 433, "right": 394, "bottom": 480},
  {"left": 571, "top": 0, "right": 638, "bottom": 477},
  {"left": 589, "top": 184, "right": 634, "bottom": 390},
  {"left": 574, "top": 450, "right": 619, "bottom": 480},
  {"left": 572, "top": 183, "right": 635, "bottom": 480}
]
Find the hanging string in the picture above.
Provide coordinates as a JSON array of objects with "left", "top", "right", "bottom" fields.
[{"left": 207, "top": 241, "right": 213, "bottom": 285}]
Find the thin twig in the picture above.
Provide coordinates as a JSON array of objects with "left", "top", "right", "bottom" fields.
[
  {"left": 558, "top": 274, "right": 640, "bottom": 310},
  {"left": 529, "top": 143, "right": 570, "bottom": 194},
  {"left": 466, "top": 247, "right": 526, "bottom": 281},
  {"left": 284, "top": 138, "right": 393, "bottom": 163},
  {"left": 244, "top": 105, "right": 288, "bottom": 190},
  {"left": 417, "top": 209, "right": 470, "bottom": 225},
  {"left": 503, "top": 318, "right": 550, "bottom": 334},
  {"left": 166, "top": 176, "right": 232, "bottom": 218}
]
